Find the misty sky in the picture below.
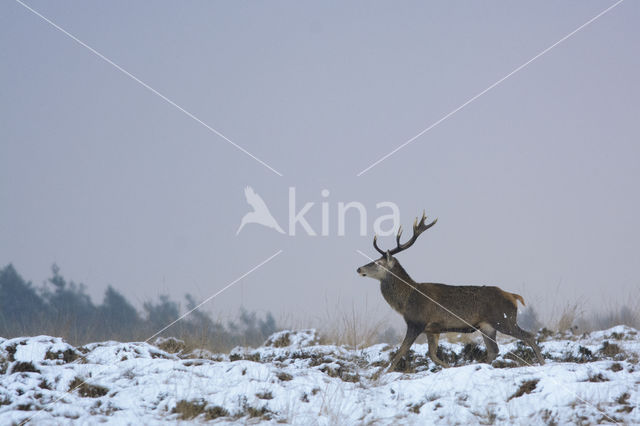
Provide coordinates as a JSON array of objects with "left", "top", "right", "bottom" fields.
[{"left": 1, "top": 1, "right": 638, "bottom": 328}]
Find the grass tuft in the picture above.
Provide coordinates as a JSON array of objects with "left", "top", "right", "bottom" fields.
[
  {"left": 245, "top": 405, "right": 272, "bottom": 419},
  {"left": 256, "top": 391, "right": 273, "bottom": 400},
  {"left": 0, "top": 395, "right": 11, "bottom": 406},
  {"left": 266, "top": 332, "right": 291, "bottom": 348},
  {"left": 45, "top": 348, "right": 79, "bottom": 363},
  {"left": 616, "top": 392, "right": 630, "bottom": 405},
  {"left": 508, "top": 379, "right": 539, "bottom": 401},
  {"left": 153, "top": 337, "right": 185, "bottom": 354},
  {"left": 609, "top": 362, "right": 624, "bottom": 372},
  {"left": 599, "top": 341, "right": 625, "bottom": 359},
  {"left": 503, "top": 342, "right": 537, "bottom": 366},
  {"left": 69, "top": 377, "right": 109, "bottom": 397},
  {"left": 10, "top": 361, "right": 40, "bottom": 374},
  {"left": 276, "top": 371, "right": 293, "bottom": 381},
  {"left": 587, "top": 372, "right": 608, "bottom": 382},
  {"left": 461, "top": 343, "right": 487, "bottom": 363},
  {"left": 407, "top": 401, "right": 424, "bottom": 414},
  {"left": 5, "top": 344, "right": 17, "bottom": 362},
  {"left": 172, "top": 399, "right": 230, "bottom": 420}
]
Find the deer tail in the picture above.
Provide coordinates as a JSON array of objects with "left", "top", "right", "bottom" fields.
[
  {"left": 512, "top": 293, "right": 526, "bottom": 307},
  {"left": 501, "top": 290, "right": 526, "bottom": 308}
]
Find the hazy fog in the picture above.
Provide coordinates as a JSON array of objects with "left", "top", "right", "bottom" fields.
[{"left": 1, "top": 1, "right": 638, "bottom": 328}]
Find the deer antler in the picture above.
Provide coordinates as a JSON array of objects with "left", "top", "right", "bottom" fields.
[
  {"left": 372, "top": 210, "right": 437, "bottom": 256},
  {"left": 373, "top": 234, "right": 386, "bottom": 256}
]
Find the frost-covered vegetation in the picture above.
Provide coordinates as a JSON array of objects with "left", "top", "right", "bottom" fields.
[{"left": 0, "top": 327, "right": 639, "bottom": 424}]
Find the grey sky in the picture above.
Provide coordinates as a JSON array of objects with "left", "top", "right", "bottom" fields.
[{"left": 1, "top": 1, "right": 638, "bottom": 327}]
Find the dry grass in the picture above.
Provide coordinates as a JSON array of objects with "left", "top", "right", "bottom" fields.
[
  {"left": 10, "top": 292, "right": 640, "bottom": 355},
  {"left": 301, "top": 294, "right": 640, "bottom": 350},
  {"left": 153, "top": 337, "right": 186, "bottom": 354},
  {"left": 508, "top": 379, "right": 539, "bottom": 401},
  {"left": 179, "top": 296, "right": 639, "bottom": 351},
  {"left": 553, "top": 303, "right": 582, "bottom": 333},
  {"left": 68, "top": 377, "right": 109, "bottom": 398},
  {"left": 172, "top": 399, "right": 229, "bottom": 420},
  {"left": 293, "top": 297, "right": 393, "bottom": 349},
  {"left": 277, "top": 371, "right": 293, "bottom": 381},
  {"left": 328, "top": 304, "right": 387, "bottom": 348},
  {"left": 10, "top": 361, "right": 40, "bottom": 374},
  {"left": 590, "top": 301, "right": 640, "bottom": 331},
  {"left": 540, "top": 288, "right": 640, "bottom": 334}
]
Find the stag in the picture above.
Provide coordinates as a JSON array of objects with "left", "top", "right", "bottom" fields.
[{"left": 357, "top": 212, "right": 544, "bottom": 371}]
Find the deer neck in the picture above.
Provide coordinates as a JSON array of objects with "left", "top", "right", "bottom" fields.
[{"left": 379, "top": 264, "right": 414, "bottom": 314}]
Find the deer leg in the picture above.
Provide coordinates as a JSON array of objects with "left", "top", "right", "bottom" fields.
[
  {"left": 478, "top": 322, "right": 498, "bottom": 363},
  {"left": 388, "top": 323, "right": 422, "bottom": 372},
  {"left": 521, "top": 330, "right": 545, "bottom": 365},
  {"left": 426, "top": 333, "right": 449, "bottom": 368},
  {"left": 496, "top": 323, "right": 545, "bottom": 365}
]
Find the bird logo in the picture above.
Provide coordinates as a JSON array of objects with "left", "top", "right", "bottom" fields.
[{"left": 236, "top": 186, "right": 285, "bottom": 235}]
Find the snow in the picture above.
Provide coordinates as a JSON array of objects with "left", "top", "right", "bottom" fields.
[{"left": 0, "top": 327, "right": 639, "bottom": 424}]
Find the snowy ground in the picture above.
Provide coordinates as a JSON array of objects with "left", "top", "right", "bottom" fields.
[{"left": 1, "top": 326, "right": 639, "bottom": 425}]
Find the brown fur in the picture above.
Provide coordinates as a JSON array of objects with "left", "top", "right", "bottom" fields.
[
  {"left": 358, "top": 258, "right": 545, "bottom": 371},
  {"left": 501, "top": 290, "right": 525, "bottom": 308},
  {"left": 358, "top": 219, "right": 545, "bottom": 372}
]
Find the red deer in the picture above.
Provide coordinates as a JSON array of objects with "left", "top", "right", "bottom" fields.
[{"left": 357, "top": 212, "right": 545, "bottom": 371}]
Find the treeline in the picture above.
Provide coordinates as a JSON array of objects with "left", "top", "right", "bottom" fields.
[{"left": 0, "top": 264, "right": 278, "bottom": 351}]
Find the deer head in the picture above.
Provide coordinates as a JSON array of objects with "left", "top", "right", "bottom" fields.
[{"left": 357, "top": 211, "right": 437, "bottom": 280}]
